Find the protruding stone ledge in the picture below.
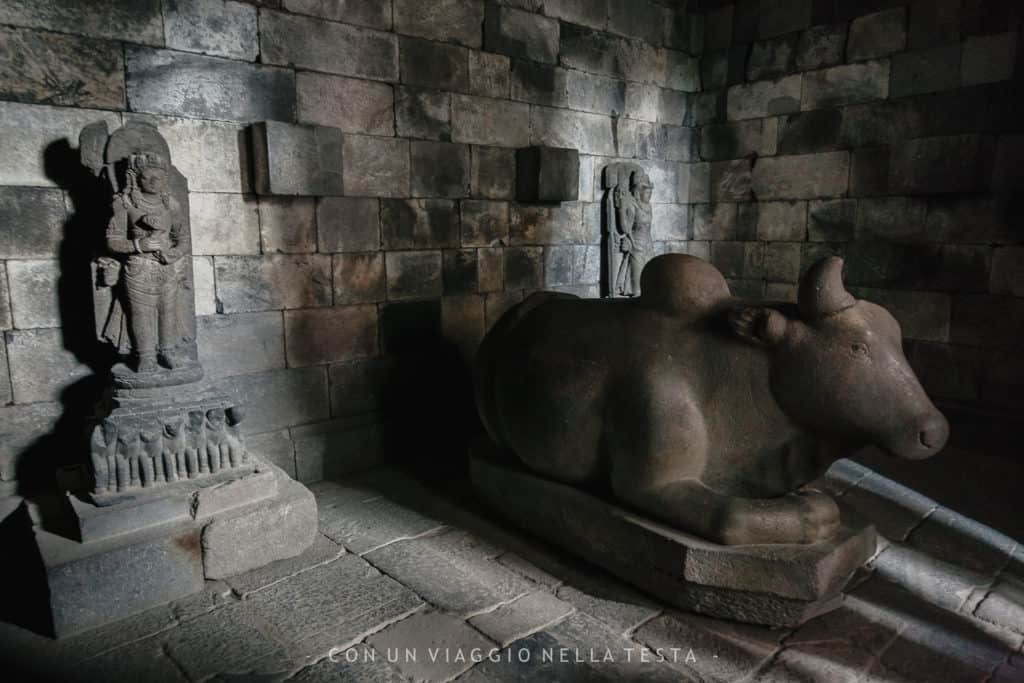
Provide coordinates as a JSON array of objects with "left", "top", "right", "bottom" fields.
[{"left": 251, "top": 120, "right": 343, "bottom": 196}]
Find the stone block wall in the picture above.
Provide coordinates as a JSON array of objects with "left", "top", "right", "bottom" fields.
[
  {"left": 685, "top": 0, "right": 1024, "bottom": 443},
  {"left": 0, "top": 0, "right": 698, "bottom": 491}
]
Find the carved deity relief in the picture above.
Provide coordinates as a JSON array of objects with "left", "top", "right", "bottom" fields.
[{"left": 603, "top": 163, "right": 654, "bottom": 298}]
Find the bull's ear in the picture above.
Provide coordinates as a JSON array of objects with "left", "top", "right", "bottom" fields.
[{"left": 728, "top": 306, "right": 788, "bottom": 347}]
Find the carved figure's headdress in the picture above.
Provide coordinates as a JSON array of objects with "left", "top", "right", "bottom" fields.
[
  {"left": 129, "top": 151, "right": 169, "bottom": 173},
  {"left": 630, "top": 169, "right": 653, "bottom": 191}
]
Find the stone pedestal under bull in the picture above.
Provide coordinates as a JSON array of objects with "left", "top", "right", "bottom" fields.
[{"left": 470, "top": 254, "right": 948, "bottom": 625}]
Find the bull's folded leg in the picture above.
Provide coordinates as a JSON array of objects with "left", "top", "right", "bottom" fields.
[{"left": 614, "top": 478, "right": 840, "bottom": 545}]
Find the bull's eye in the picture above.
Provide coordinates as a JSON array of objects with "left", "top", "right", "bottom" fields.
[{"left": 850, "top": 342, "right": 869, "bottom": 357}]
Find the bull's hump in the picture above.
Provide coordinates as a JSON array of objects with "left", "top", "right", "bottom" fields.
[{"left": 639, "top": 254, "right": 731, "bottom": 314}]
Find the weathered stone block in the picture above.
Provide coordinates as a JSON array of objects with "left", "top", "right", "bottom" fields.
[
  {"left": 504, "top": 246, "right": 543, "bottom": 289},
  {"left": 260, "top": 10, "right": 398, "bottom": 81},
  {"left": 468, "top": 50, "right": 511, "bottom": 99},
  {"left": 258, "top": 197, "right": 316, "bottom": 254},
  {"left": 296, "top": 72, "right": 393, "bottom": 136},
  {"left": 394, "top": 0, "right": 484, "bottom": 48},
  {"left": 759, "top": 0, "right": 812, "bottom": 38},
  {"left": 411, "top": 141, "right": 471, "bottom": 198},
  {"left": 683, "top": 162, "right": 711, "bottom": 203},
  {"left": 162, "top": 0, "right": 258, "bottom": 60},
  {"left": 284, "top": 306, "right": 377, "bottom": 367},
  {"left": 747, "top": 35, "right": 798, "bottom": 81},
  {"left": 469, "top": 590, "right": 574, "bottom": 647},
  {"left": 0, "top": 401, "right": 61, "bottom": 479},
  {"left": 461, "top": 200, "right": 509, "bottom": 247},
  {"left": 282, "top": 0, "right": 391, "bottom": 29},
  {"left": 395, "top": 86, "right": 451, "bottom": 141},
  {"left": 908, "top": 0, "right": 959, "bottom": 49},
  {"left": 651, "top": 204, "right": 690, "bottom": 241},
  {"left": 961, "top": 32, "right": 1018, "bottom": 87},
  {"left": 0, "top": 102, "right": 119, "bottom": 187},
  {"left": 317, "top": 197, "right": 379, "bottom": 253},
  {"left": 6, "top": 259, "right": 59, "bottom": 329},
  {"left": 0, "top": 187, "right": 65, "bottom": 258},
  {"left": 202, "top": 474, "right": 317, "bottom": 579},
  {"left": 471, "top": 145, "right": 516, "bottom": 199},
  {"left": 197, "top": 312, "right": 285, "bottom": 379},
  {"left": 529, "top": 106, "right": 578, "bottom": 151},
  {"left": 752, "top": 151, "right": 850, "bottom": 200},
  {"left": 838, "top": 100, "right": 921, "bottom": 148},
  {"left": 545, "top": 0, "right": 607, "bottom": 30},
  {"left": 757, "top": 201, "right": 807, "bottom": 241},
  {"left": 847, "top": 8, "right": 906, "bottom": 62},
  {"left": 252, "top": 121, "right": 343, "bottom": 196},
  {"left": 127, "top": 47, "right": 294, "bottom": 122},
  {"left": 342, "top": 135, "right": 410, "bottom": 198},
  {"left": 567, "top": 70, "right": 625, "bottom": 115},
  {"left": 215, "top": 255, "right": 332, "bottom": 313},
  {"left": 889, "top": 135, "right": 994, "bottom": 195},
  {"left": 801, "top": 61, "right": 890, "bottom": 110},
  {"left": 710, "top": 159, "right": 752, "bottom": 201},
  {"left": 607, "top": 0, "right": 665, "bottom": 45},
  {"left": 5, "top": 328, "right": 90, "bottom": 403},
  {"left": 368, "top": 611, "right": 492, "bottom": 682},
  {"left": 778, "top": 109, "right": 842, "bottom": 155},
  {"left": 891, "top": 46, "right": 960, "bottom": 97},
  {"left": 560, "top": 23, "right": 667, "bottom": 84},
  {"left": 219, "top": 366, "right": 329, "bottom": 434},
  {"left": 381, "top": 198, "right": 459, "bottom": 249},
  {"left": 452, "top": 94, "right": 530, "bottom": 148},
  {"left": 625, "top": 83, "right": 660, "bottom": 122},
  {"left": 193, "top": 256, "right": 216, "bottom": 316},
  {"left": 333, "top": 252, "right": 386, "bottom": 305},
  {"left": 443, "top": 249, "right": 479, "bottom": 294},
  {"left": 763, "top": 242, "right": 801, "bottom": 283},
  {"left": 510, "top": 202, "right": 585, "bottom": 245},
  {"left": 796, "top": 23, "right": 846, "bottom": 71},
  {"left": 808, "top": 199, "right": 856, "bottom": 242},
  {"left": 485, "top": 2, "right": 559, "bottom": 64},
  {"left": 0, "top": 0, "right": 163, "bottom": 46},
  {"left": 850, "top": 147, "right": 889, "bottom": 197},
  {"left": 516, "top": 147, "right": 580, "bottom": 203},
  {"left": 328, "top": 356, "right": 394, "bottom": 417},
  {"left": 855, "top": 197, "right": 926, "bottom": 242},
  {"left": 726, "top": 75, "right": 801, "bottom": 121},
  {"left": 386, "top": 250, "right": 443, "bottom": 299},
  {"left": 190, "top": 193, "right": 260, "bottom": 255},
  {"left": 399, "top": 36, "right": 469, "bottom": 92},
  {"left": 701, "top": 119, "right": 777, "bottom": 161},
  {"left": 0, "top": 26, "right": 124, "bottom": 109},
  {"left": 693, "top": 203, "right": 738, "bottom": 240},
  {"left": 478, "top": 247, "right": 504, "bottom": 292},
  {"left": 510, "top": 60, "right": 568, "bottom": 107},
  {"left": 665, "top": 50, "right": 699, "bottom": 93}
]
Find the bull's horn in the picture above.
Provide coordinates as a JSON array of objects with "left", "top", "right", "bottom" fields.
[{"left": 798, "top": 256, "right": 856, "bottom": 319}]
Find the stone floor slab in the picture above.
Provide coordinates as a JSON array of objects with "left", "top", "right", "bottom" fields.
[
  {"left": 366, "top": 610, "right": 494, "bottom": 682},
  {"left": 905, "top": 506, "right": 1017, "bottom": 576},
  {"left": 318, "top": 490, "right": 445, "bottom": 555},
  {"left": 837, "top": 471, "right": 938, "bottom": 542},
  {"left": 469, "top": 590, "right": 575, "bottom": 647},
  {"left": 225, "top": 533, "right": 345, "bottom": 597},
  {"left": 555, "top": 583, "right": 661, "bottom": 636}
]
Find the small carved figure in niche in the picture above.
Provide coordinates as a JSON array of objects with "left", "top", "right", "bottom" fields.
[
  {"left": 116, "top": 431, "right": 140, "bottom": 492},
  {"left": 185, "top": 410, "right": 205, "bottom": 477},
  {"left": 205, "top": 408, "right": 228, "bottom": 474},
  {"left": 163, "top": 418, "right": 186, "bottom": 483},
  {"left": 225, "top": 406, "right": 246, "bottom": 467},
  {"left": 603, "top": 164, "right": 655, "bottom": 298},
  {"left": 139, "top": 425, "right": 162, "bottom": 487}
]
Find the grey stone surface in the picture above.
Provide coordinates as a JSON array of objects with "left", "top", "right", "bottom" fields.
[
  {"left": 0, "top": 401, "right": 62, "bottom": 480},
  {"left": 368, "top": 610, "right": 494, "bottom": 681},
  {"left": 162, "top": 0, "right": 258, "bottom": 60},
  {"left": 328, "top": 356, "right": 395, "bottom": 416},
  {"left": 471, "top": 145, "right": 516, "bottom": 199},
  {"left": 252, "top": 121, "right": 343, "bottom": 196},
  {"left": 316, "top": 481, "right": 444, "bottom": 554},
  {"left": 247, "top": 430, "right": 297, "bottom": 478},
  {"left": 394, "top": 0, "right": 484, "bottom": 49},
  {"left": 364, "top": 528, "right": 534, "bottom": 616},
  {"left": 747, "top": 34, "right": 798, "bottom": 81},
  {"left": 693, "top": 203, "right": 738, "bottom": 240},
  {"left": 479, "top": 247, "right": 504, "bottom": 292},
  {"left": 318, "top": 197, "right": 380, "bottom": 253},
  {"left": 847, "top": 8, "right": 906, "bottom": 62},
  {"left": 5, "top": 328, "right": 91, "bottom": 403},
  {"left": 218, "top": 366, "right": 329, "bottom": 435},
  {"left": 757, "top": 201, "right": 807, "bottom": 241},
  {"left": 710, "top": 158, "right": 753, "bottom": 201},
  {"left": 411, "top": 141, "right": 471, "bottom": 198},
  {"left": 567, "top": 70, "right": 626, "bottom": 115},
  {"left": 382, "top": 198, "right": 459, "bottom": 249},
  {"left": 127, "top": 47, "right": 294, "bottom": 122},
  {"left": 385, "top": 250, "right": 444, "bottom": 299},
  {"left": 395, "top": 86, "right": 451, "bottom": 141},
  {"left": 509, "top": 202, "right": 586, "bottom": 245},
  {"left": 6, "top": 258, "right": 59, "bottom": 329},
  {"left": 289, "top": 643, "right": 407, "bottom": 682},
  {"left": 778, "top": 109, "right": 842, "bottom": 154},
  {"left": 202, "top": 472, "right": 318, "bottom": 579},
  {"left": 759, "top": 0, "right": 812, "bottom": 39},
  {"left": 516, "top": 147, "right": 580, "bottom": 203},
  {"left": 485, "top": 3, "right": 559, "bottom": 64},
  {"left": 961, "top": 32, "right": 1018, "bottom": 86},
  {"left": 296, "top": 72, "right": 394, "bottom": 136},
  {"left": 468, "top": 50, "right": 510, "bottom": 99},
  {"left": 189, "top": 192, "right": 260, "bottom": 255},
  {"left": 333, "top": 252, "right": 386, "bottom": 305},
  {"left": 342, "top": 135, "right": 410, "bottom": 198},
  {"left": 197, "top": 312, "right": 285, "bottom": 379},
  {"left": 727, "top": 75, "right": 801, "bottom": 120},
  {"left": 891, "top": 45, "right": 961, "bottom": 97},
  {"left": 283, "top": 0, "right": 391, "bottom": 29},
  {"left": 259, "top": 196, "right": 317, "bottom": 254},
  {"left": 284, "top": 305, "right": 378, "bottom": 367},
  {"left": 0, "top": 187, "right": 65, "bottom": 258},
  {"left": 808, "top": 199, "right": 857, "bottom": 242},
  {"left": 0, "top": 0, "right": 163, "bottom": 46},
  {"left": 797, "top": 23, "right": 847, "bottom": 71},
  {"left": 0, "top": 25, "right": 125, "bottom": 109},
  {"left": 215, "top": 254, "right": 332, "bottom": 313},
  {"left": 651, "top": 204, "right": 690, "bottom": 242},
  {"left": 752, "top": 151, "right": 850, "bottom": 200},
  {"left": 225, "top": 532, "right": 344, "bottom": 597},
  {"left": 193, "top": 468, "right": 277, "bottom": 520},
  {"left": 511, "top": 60, "right": 569, "bottom": 107},
  {"left": 443, "top": 249, "right": 479, "bottom": 294},
  {"left": 802, "top": 60, "right": 890, "bottom": 110},
  {"left": 461, "top": 200, "right": 509, "bottom": 247},
  {"left": 889, "top": 134, "right": 993, "bottom": 195},
  {"left": 399, "top": 36, "right": 469, "bottom": 93},
  {"left": 451, "top": 94, "right": 530, "bottom": 147},
  {"left": 261, "top": 10, "right": 398, "bottom": 81}
]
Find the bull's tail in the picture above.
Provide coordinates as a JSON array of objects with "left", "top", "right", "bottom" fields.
[{"left": 472, "top": 291, "right": 578, "bottom": 448}]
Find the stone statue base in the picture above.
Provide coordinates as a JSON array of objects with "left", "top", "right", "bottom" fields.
[
  {"left": 469, "top": 438, "right": 877, "bottom": 627},
  {"left": 18, "top": 460, "right": 316, "bottom": 638}
]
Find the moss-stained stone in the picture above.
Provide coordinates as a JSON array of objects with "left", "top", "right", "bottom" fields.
[{"left": 333, "top": 252, "right": 386, "bottom": 305}]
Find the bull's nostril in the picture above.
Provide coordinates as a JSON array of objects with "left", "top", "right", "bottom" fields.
[{"left": 919, "top": 431, "right": 931, "bottom": 448}]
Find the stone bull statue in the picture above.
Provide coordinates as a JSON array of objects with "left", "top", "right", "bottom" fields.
[{"left": 473, "top": 255, "right": 948, "bottom": 546}]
